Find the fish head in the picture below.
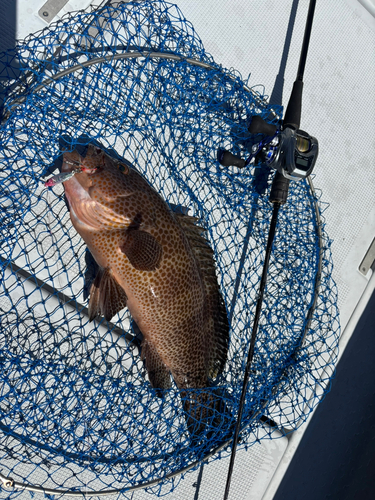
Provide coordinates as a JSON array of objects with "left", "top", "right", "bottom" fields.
[
  {"left": 61, "top": 144, "right": 163, "bottom": 273},
  {"left": 61, "top": 144, "right": 150, "bottom": 233}
]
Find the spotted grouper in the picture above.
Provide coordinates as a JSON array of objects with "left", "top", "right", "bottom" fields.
[{"left": 59, "top": 144, "right": 230, "bottom": 435}]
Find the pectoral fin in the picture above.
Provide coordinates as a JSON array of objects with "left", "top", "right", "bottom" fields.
[
  {"left": 120, "top": 230, "right": 162, "bottom": 271},
  {"left": 88, "top": 267, "right": 127, "bottom": 322},
  {"left": 141, "top": 339, "right": 171, "bottom": 395}
]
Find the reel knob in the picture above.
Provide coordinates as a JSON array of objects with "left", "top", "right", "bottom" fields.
[{"left": 217, "top": 149, "right": 246, "bottom": 168}]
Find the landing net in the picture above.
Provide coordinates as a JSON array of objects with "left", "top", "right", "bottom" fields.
[{"left": 0, "top": 1, "right": 339, "bottom": 497}]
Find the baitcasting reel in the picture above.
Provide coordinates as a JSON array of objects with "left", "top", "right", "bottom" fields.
[{"left": 218, "top": 115, "right": 319, "bottom": 182}]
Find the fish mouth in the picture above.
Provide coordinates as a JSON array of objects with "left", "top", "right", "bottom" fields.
[
  {"left": 62, "top": 158, "right": 100, "bottom": 175},
  {"left": 79, "top": 165, "right": 99, "bottom": 175},
  {"left": 61, "top": 145, "right": 105, "bottom": 175},
  {"left": 81, "top": 166, "right": 99, "bottom": 174}
]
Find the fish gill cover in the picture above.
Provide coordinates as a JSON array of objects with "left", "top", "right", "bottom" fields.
[{"left": 0, "top": 0, "right": 339, "bottom": 498}]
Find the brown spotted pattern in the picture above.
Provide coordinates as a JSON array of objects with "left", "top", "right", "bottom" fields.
[{"left": 62, "top": 145, "right": 229, "bottom": 401}]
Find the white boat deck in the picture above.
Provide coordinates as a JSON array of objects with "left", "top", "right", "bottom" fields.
[{"left": 0, "top": 1, "right": 374, "bottom": 499}]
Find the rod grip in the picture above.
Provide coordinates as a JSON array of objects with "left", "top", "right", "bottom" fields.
[
  {"left": 248, "top": 116, "right": 277, "bottom": 136},
  {"left": 269, "top": 171, "right": 290, "bottom": 205},
  {"left": 283, "top": 80, "right": 303, "bottom": 130}
]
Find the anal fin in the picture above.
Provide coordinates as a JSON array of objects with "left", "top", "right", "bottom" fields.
[
  {"left": 88, "top": 267, "right": 127, "bottom": 322},
  {"left": 141, "top": 339, "right": 171, "bottom": 395}
]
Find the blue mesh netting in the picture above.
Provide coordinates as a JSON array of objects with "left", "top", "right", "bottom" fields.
[{"left": 0, "top": 1, "right": 340, "bottom": 497}]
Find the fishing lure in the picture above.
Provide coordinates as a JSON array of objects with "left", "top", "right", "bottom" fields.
[
  {"left": 44, "top": 168, "right": 82, "bottom": 187},
  {"left": 44, "top": 153, "right": 107, "bottom": 187}
]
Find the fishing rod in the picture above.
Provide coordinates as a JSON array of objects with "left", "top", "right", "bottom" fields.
[{"left": 219, "top": 1, "right": 319, "bottom": 498}]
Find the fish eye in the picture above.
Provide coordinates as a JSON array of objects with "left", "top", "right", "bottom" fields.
[{"left": 95, "top": 147, "right": 102, "bottom": 154}]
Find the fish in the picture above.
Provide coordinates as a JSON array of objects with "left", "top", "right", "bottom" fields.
[{"left": 59, "top": 144, "right": 230, "bottom": 437}]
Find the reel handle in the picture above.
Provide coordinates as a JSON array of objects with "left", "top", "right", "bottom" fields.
[
  {"left": 248, "top": 116, "right": 277, "bottom": 136},
  {"left": 217, "top": 149, "right": 246, "bottom": 168}
]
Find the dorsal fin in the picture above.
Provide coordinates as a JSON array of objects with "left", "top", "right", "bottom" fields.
[{"left": 175, "top": 213, "right": 230, "bottom": 379}]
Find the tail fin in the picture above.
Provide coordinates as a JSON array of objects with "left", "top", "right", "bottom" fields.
[{"left": 180, "top": 387, "right": 234, "bottom": 445}]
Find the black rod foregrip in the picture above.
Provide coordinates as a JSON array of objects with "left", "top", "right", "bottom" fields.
[
  {"left": 283, "top": 79, "right": 303, "bottom": 130},
  {"left": 248, "top": 116, "right": 277, "bottom": 136}
]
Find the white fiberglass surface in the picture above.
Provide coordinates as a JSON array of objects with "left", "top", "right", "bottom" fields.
[{"left": 0, "top": 1, "right": 374, "bottom": 499}]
